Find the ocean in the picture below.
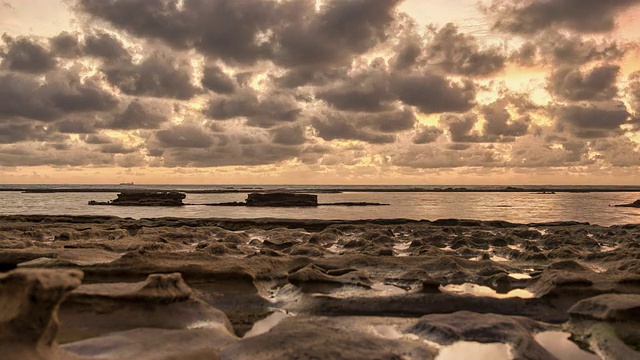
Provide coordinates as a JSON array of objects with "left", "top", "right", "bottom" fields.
[{"left": 0, "top": 185, "right": 638, "bottom": 226}]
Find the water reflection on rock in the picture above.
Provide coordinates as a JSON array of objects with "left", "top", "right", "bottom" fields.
[
  {"left": 436, "top": 342, "right": 511, "bottom": 360},
  {"left": 534, "top": 331, "right": 599, "bottom": 360},
  {"left": 440, "top": 283, "right": 535, "bottom": 299}
]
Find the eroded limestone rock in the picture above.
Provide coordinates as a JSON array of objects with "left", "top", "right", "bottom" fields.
[{"left": 0, "top": 269, "right": 83, "bottom": 360}]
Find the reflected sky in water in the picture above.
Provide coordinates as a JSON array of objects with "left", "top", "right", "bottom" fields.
[
  {"left": 435, "top": 341, "right": 511, "bottom": 360},
  {"left": 0, "top": 191, "right": 638, "bottom": 226},
  {"left": 535, "top": 331, "right": 600, "bottom": 360}
]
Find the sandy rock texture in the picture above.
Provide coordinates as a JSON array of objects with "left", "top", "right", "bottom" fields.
[{"left": 1, "top": 215, "right": 639, "bottom": 359}]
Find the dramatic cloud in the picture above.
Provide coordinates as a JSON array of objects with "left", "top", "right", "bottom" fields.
[
  {"left": 106, "top": 100, "right": 170, "bottom": 130},
  {"left": 548, "top": 65, "right": 620, "bottom": 101},
  {"left": 77, "top": 0, "right": 402, "bottom": 68},
  {"left": 555, "top": 101, "right": 631, "bottom": 138},
  {"left": 510, "top": 31, "right": 628, "bottom": 67},
  {"left": 0, "top": 71, "right": 118, "bottom": 122},
  {"left": 271, "top": 0, "right": 401, "bottom": 69},
  {"left": 83, "top": 31, "right": 131, "bottom": 61},
  {"left": 487, "top": 0, "right": 640, "bottom": 34},
  {"left": 0, "top": 35, "right": 57, "bottom": 73},
  {"left": 271, "top": 123, "right": 308, "bottom": 145},
  {"left": 103, "top": 52, "right": 199, "bottom": 100},
  {"left": 0, "top": 0, "right": 638, "bottom": 180},
  {"left": 311, "top": 107, "right": 416, "bottom": 144},
  {"left": 425, "top": 23, "right": 506, "bottom": 76},
  {"left": 391, "top": 73, "right": 476, "bottom": 114},
  {"left": 206, "top": 90, "right": 301, "bottom": 128},
  {"left": 155, "top": 124, "right": 216, "bottom": 148},
  {"left": 317, "top": 66, "right": 393, "bottom": 112},
  {"left": 201, "top": 65, "right": 237, "bottom": 94},
  {"left": 412, "top": 125, "right": 443, "bottom": 144},
  {"left": 0, "top": 123, "right": 66, "bottom": 144},
  {"left": 49, "top": 32, "right": 83, "bottom": 58}
]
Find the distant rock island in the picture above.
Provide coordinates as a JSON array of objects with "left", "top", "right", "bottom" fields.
[
  {"left": 89, "top": 191, "right": 388, "bottom": 207},
  {"left": 208, "top": 192, "right": 388, "bottom": 207},
  {"left": 247, "top": 192, "right": 318, "bottom": 207},
  {"left": 89, "top": 191, "right": 186, "bottom": 207},
  {"left": 615, "top": 200, "right": 640, "bottom": 208}
]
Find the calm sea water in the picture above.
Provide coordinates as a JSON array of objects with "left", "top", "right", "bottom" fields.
[{"left": 0, "top": 185, "right": 638, "bottom": 226}]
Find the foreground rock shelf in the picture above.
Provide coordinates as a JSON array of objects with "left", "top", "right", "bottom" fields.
[{"left": 1, "top": 215, "right": 639, "bottom": 359}]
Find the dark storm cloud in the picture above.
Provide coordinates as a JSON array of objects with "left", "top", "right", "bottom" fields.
[
  {"left": 412, "top": 125, "right": 443, "bottom": 144},
  {"left": 390, "top": 38, "right": 422, "bottom": 71},
  {"left": 83, "top": 133, "right": 114, "bottom": 144},
  {"left": 487, "top": 0, "right": 640, "bottom": 34},
  {"left": 312, "top": 117, "right": 395, "bottom": 144},
  {"left": 103, "top": 52, "right": 199, "bottom": 100},
  {"left": 510, "top": 32, "right": 627, "bottom": 67},
  {"left": 0, "top": 35, "right": 57, "bottom": 73},
  {"left": 0, "top": 71, "right": 118, "bottom": 122},
  {"left": 0, "top": 122, "right": 66, "bottom": 144},
  {"left": 0, "top": 144, "right": 117, "bottom": 167},
  {"left": 271, "top": 124, "right": 307, "bottom": 146},
  {"left": 271, "top": 0, "right": 401, "bottom": 69},
  {"left": 201, "top": 65, "right": 236, "bottom": 94},
  {"left": 106, "top": 100, "right": 170, "bottom": 130},
  {"left": 442, "top": 96, "right": 534, "bottom": 143},
  {"left": 55, "top": 118, "right": 98, "bottom": 134},
  {"left": 99, "top": 142, "right": 138, "bottom": 154},
  {"left": 547, "top": 65, "right": 620, "bottom": 102},
  {"left": 84, "top": 31, "right": 131, "bottom": 61},
  {"left": 155, "top": 124, "right": 215, "bottom": 148},
  {"left": 316, "top": 67, "right": 393, "bottom": 112},
  {"left": 273, "top": 67, "right": 345, "bottom": 89},
  {"left": 481, "top": 100, "right": 530, "bottom": 138},
  {"left": 159, "top": 143, "right": 305, "bottom": 167},
  {"left": 206, "top": 90, "right": 301, "bottom": 128},
  {"left": 154, "top": 127, "right": 323, "bottom": 167},
  {"left": 77, "top": 0, "right": 276, "bottom": 65},
  {"left": 442, "top": 113, "right": 479, "bottom": 143},
  {"left": 77, "top": 0, "right": 401, "bottom": 68},
  {"left": 357, "top": 109, "right": 416, "bottom": 133},
  {"left": 311, "top": 108, "right": 415, "bottom": 144},
  {"left": 425, "top": 23, "right": 506, "bottom": 77},
  {"left": 391, "top": 73, "right": 476, "bottom": 114},
  {"left": 49, "top": 32, "right": 83, "bottom": 58},
  {"left": 555, "top": 102, "right": 631, "bottom": 138}
]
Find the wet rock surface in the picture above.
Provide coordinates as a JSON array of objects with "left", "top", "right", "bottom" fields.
[{"left": 0, "top": 215, "right": 639, "bottom": 359}]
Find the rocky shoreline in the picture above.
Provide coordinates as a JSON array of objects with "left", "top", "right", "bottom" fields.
[{"left": 1, "top": 215, "right": 639, "bottom": 359}]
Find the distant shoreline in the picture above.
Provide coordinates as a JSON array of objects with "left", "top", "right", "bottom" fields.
[{"left": 1, "top": 186, "right": 640, "bottom": 194}]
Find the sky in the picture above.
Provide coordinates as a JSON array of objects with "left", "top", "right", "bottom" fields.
[{"left": 0, "top": 0, "right": 639, "bottom": 185}]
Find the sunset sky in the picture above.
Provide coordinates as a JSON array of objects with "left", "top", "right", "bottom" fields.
[{"left": 0, "top": 0, "right": 639, "bottom": 185}]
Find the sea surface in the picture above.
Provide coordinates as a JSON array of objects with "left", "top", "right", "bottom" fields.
[{"left": 0, "top": 185, "right": 638, "bottom": 226}]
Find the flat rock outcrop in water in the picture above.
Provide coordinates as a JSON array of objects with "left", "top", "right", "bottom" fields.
[
  {"left": 615, "top": 200, "right": 640, "bottom": 208},
  {"left": 88, "top": 191, "right": 186, "bottom": 206},
  {"left": 208, "top": 192, "right": 389, "bottom": 207},
  {"left": 1, "top": 215, "right": 640, "bottom": 359},
  {"left": 246, "top": 192, "right": 318, "bottom": 207}
]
